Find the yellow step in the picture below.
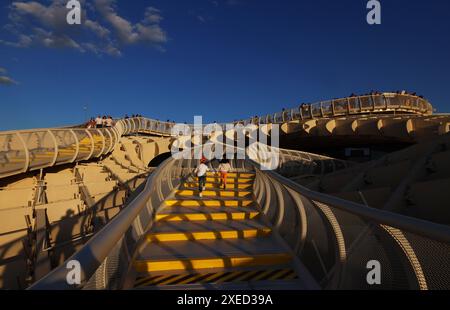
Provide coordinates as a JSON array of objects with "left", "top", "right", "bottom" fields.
[
  {"left": 205, "top": 172, "right": 255, "bottom": 178},
  {"left": 147, "top": 228, "right": 272, "bottom": 242},
  {"left": 176, "top": 190, "right": 252, "bottom": 198},
  {"left": 134, "top": 253, "right": 292, "bottom": 272},
  {"left": 164, "top": 199, "right": 254, "bottom": 208},
  {"left": 183, "top": 182, "right": 253, "bottom": 190},
  {"left": 194, "top": 177, "right": 253, "bottom": 184},
  {"left": 156, "top": 211, "right": 259, "bottom": 222}
]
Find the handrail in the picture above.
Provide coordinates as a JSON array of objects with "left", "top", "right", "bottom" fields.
[
  {"left": 207, "top": 140, "right": 450, "bottom": 245},
  {"left": 28, "top": 155, "right": 176, "bottom": 290},
  {"left": 249, "top": 157, "right": 450, "bottom": 289},
  {"left": 241, "top": 93, "right": 433, "bottom": 125},
  {"left": 0, "top": 117, "right": 172, "bottom": 179},
  {"left": 251, "top": 161, "right": 450, "bottom": 244},
  {"left": 0, "top": 93, "right": 434, "bottom": 180},
  {"left": 244, "top": 141, "right": 450, "bottom": 243},
  {"left": 245, "top": 141, "right": 354, "bottom": 176},
  {"left": 29, "top": 140, "right": 450, "bottom": 289}
]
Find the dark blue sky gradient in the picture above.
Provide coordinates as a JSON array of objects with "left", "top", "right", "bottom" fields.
[{"left": 1, "top": 0, "right": 450, "bottom": 130}]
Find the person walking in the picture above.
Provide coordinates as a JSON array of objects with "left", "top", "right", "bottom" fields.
[
  {"left": 217, "top": 159, "right": 232, "bottom": 189},
  {"left": 86, "top": 117, "right": 95, "bottom": 128},
  {"left": 102, "top": 116, "right": 107, "bottom": 128},
  {"left": 95, "top": 115, "right": 103, "bottom": 128},
  {"left": 194, "top": 157, "right": 209, "bottom": 198},
  {"left": 106, "top": 116, "right": 114, "bottom": 127}
]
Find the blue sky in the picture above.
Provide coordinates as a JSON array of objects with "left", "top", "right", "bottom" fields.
[{"left": 1, "top": 0, "right": 450, "bottom": 130}]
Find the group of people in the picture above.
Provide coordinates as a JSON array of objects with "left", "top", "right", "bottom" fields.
[
  {"left": 393, "top": 90, "right": 424, "bottom": 98},
  {"left": 86, "top": 115, "right": 114, "bottom": 128},
  {"left": 349, "top": 91, "right": 382, "bottom": 97},
  {"left": 193, "top": 157, "right": 232, "bottom": 198},
  {"left": 349, "top": 90, "right": 424, "bottom": 98},
  {"left": 124, "top": 114, "right": 144, "bottom": 119},
  {"left": 85, "top": 114, "right": 181, "bottom": 129}
]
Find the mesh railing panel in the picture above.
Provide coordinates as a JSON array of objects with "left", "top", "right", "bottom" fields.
[
  {"left": 402, "top": 231, "right": 450, "bottom": 290},
  {"left": 254, "top": 162, "right": 450, "bottom": 290},
  {"left": 320, "top": 206, "right": 419, "bottom": 289}
]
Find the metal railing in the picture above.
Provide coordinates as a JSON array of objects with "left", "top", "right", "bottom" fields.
[
  {"left": 240, "top": 93, "right": 433, "bottom": 125},
  {"left": 247, "top": 142, "right": 354, "bottom": 177},
  {"left": 28, "top": 155, "right": 248, "bottom": 290},
  {"left": 252, "top": 166, "right": 450, "bottom": 289},
  {"left": 0, "top": 117, "right": 175, "bottom": 179},
  {"left": 0, "top": 93, "right": 433, "bottom": 180},
  {"left": 28, "top": 154, "right": 181, "bottom": 289},
  {"left": 30, "top": 141, "right": 450, "bottom": 290},
  {"left": 0, "top": 127, "right": 117, "bottom": 179}
]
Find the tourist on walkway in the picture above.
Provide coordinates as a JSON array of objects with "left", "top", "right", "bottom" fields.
[
  {"left": 95, "top": 115, "right": 103, "bottom": 128},
  {"left": 106, "top": 116, "right": 114, "bottom": 127},
  {"left": 194, "top": 157, "right": 209, "bottom": 198},
  {"left": 101, "top": 116, "right": 107, "bottom": 128},
  {"left": 86, "top": 117, "right": 95, "bottom": 128},
  {"left": 218, "top": 159, "right": 232, "bottom": 189}
]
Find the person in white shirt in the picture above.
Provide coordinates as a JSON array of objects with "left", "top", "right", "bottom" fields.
[
  {"left": 194, "top": 158, "right": 209, "bottom": 197},
  {"left": 95, "top": 116, "right": 103, "bottom": 128},
  {"left": 217, "top": 159, "right": 232, "bottom": 189},
  {"left": 106, "top": 116, "right": 114, "bottom": 127}
]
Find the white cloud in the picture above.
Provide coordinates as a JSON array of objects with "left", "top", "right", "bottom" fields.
[
  {"left": 35, "top": 27, "right": 84, "bottom": 50},
  {"left": 0, "top": 67, "right": 18, "bottom": 85},
  {"left": 95, "top": 0, "right": 167, "bottom": 46},
  {"left": 0, "top": 76, "right": 16, "bottom": 85},
  {"left": 197, "top": 15, "right": 206, "bottom": 23},
  {"left": 136, "top": 23, "right": 166, "bottom": 44},
  {"left": 1, "top": 0, "right": 168, "bottom": 56},
  {"left": 12, "top": 1, "right": 71, "bottom": 30},
  {"left": 144, "top": 7, "right": 164, "bottom": 24},
  {"left": 0, "top": 34, "right": 32, "bottom": 48},
  {"left": 0, "top": 76, "right": 18, "bottom": 86},
  {"left": 85, "top": 20, "right": 110, "bottom": 38},
  {"left": 105, "top": 44, "right": 122, "bottom": 57}
]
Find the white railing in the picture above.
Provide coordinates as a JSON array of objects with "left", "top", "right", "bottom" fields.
[
  {"left": 0, "top": 93, "right": 434, "bottom": 179},
  {"left": 239, "top": 93, "right": 433, "bottom": 125}
]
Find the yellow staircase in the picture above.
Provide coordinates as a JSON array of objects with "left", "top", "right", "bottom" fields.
[{"left": 130, "top": 171, "right": 305, "bottom": 289}]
